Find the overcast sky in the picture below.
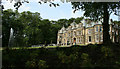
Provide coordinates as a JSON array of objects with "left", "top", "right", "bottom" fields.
[{"left": 2, "top": 0, "right": 119, "bottom": 21}]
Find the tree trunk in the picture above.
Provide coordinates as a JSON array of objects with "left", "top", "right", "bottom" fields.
[{"left": 103, "top": 3, "right": 111, "bottom": 45}]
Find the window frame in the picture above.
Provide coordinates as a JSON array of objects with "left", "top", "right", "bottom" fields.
[
  {"left": 88, "top": 36, "right": 92, "bottom": 42},
  {"left": 96, "top": 26, "right": 99, "bottom": 32}
]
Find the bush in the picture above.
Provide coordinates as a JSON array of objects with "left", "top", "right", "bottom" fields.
[
  {"left": 25, "top": 59, "right": 36, "bottom": 69},
  {"left": 38, "top": 60, "right": 48, "bottom": 69},
  {"left": 57, "top": 51, "right": 78, "bottom": 64},
  {"left": 101, "top": 46, "right": 113, "bottom": 57},
  {"left": 81, "top": 53, "right": 92, "bottom": 67},
  {"left": 25, "top": 59, "right": 48, "bottom": 69}
]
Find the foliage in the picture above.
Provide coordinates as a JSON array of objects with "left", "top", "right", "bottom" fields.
[
  {"left": 2, "top": 44, "right": 120, "bottom": 69},
  {"left": 81, "top": 53, "right": 92, "bottom": 67},
  {"left": 71, "top": 2, "right": 120, "bottom": 45},
  {"left": 101, "top": 46, "right": 113, "bottom": 57},
  {"left": 25, "top": 59, "right": 48, "bottom": 69},
  {"left": 113, "top": 21, "right": 120, "bottom": 25},
  {"left": 25, "top": 59, "right": 37, "bottom": 68},
  {"left": 38, "top": 60, "right": 48, "bottom": 69},
  {"left": 2, "top": 9, "right": 85, "bottom": 47}
]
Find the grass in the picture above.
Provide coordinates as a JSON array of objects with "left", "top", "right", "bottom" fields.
[
  {"left": 1, "top": 44, "right": 88, "bottom": 50},
  {"left": 1, "top": 45, "right": 70, "bottom": 50}
]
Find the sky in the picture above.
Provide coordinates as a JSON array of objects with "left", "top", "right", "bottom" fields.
[{"left": 2, "top": 0, "right": 119, "bottom": 21}]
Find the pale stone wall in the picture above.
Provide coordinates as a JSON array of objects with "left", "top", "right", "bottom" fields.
[{"left": 57, "top": 21, "right": 120, "bottom": 46}]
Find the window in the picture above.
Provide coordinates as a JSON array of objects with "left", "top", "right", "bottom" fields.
[
  {"left": 77, "top": 38, "right": 79, "bottom": 43},
  {"left": 88, "top": 36, "right": 92, "bottom": 42},
  {"left": 69, "top": 33, "right": 70, "bottom": 36},
  {"left": 88, "top": 29, "right": 91, "bottom": 34},
  {"left": 95, "top": 34, "right": 99, "bottom": 42},
  {"left": 67, "top": 41, "right": 70, "bottom": 45},
  {"left": 100, "top": 26, "right": 102, "bottom": 32},
  {"left": 59, "top": 41, "right": 61, "bottom": 43},
  {"left": 100, "top": 34, "right": 103, "bottom": 42},
  {"left": 74, "top": 31, "right": 76, "bottom": 36},
  {"left": 80, "top": 37, "right": 82, "bottom": 43},
  {"left": 77, "top": 31, "right": 79, "bottom": 35},
  {"left": 96, "top": 26, "right": 98, "bottom": 32},
  {"left": 79, "top": 31, "right": 81, "bottom": 35},
  {"left": 64, "top": 39, "right": 65, "bottom": 44},
  {"left": 60, "top": 36, "right": 62, "bottom": 39},
  {"left": 79, "top": 37, "right": 80, "bottom": 43},
  {"left": 81, "top": 31, "right": 82, "bottom": 35}
]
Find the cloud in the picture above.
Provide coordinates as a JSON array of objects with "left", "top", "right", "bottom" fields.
[
  {"left": 3, "top": 1, "right": 16, "bottom": 10},
  {"left": 3, "top": 0, "right": 31, "bottom": 12}
]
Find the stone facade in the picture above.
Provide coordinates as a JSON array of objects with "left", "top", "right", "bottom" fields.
[{"left": 57, "top": 19, "right": 120, "bottom": 46}]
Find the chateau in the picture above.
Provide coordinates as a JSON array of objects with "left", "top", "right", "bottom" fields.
[{"left": 57, "top": 19, "right": 120, "bottom": 46}]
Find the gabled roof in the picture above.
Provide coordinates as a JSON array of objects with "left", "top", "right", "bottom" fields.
[
  {"left": 58, "top": 18, "right": 114, "bottom": 33},
  {"left": 70, "top": 21, "right": 77, "bottom": 26}
]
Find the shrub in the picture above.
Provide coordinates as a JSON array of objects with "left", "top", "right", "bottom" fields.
[
  {"left": 57, "top": 51, "right": 78, "bottom": 64},
  {"left": 101, "top": 46, "right": 113, "bottom": 57},
  {"left": 38, "top": 60, "right": 48, "bottom": 69},
  {"left": 81, "top": 53, "right": 92, "bottom": 67},
  {"left": 25, "top": 59, "right": 36, "bottom": 68}
]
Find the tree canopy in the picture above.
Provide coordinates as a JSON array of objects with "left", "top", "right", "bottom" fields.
[
  {"left": 2, "top": 9, "right": 84, "bottom": 47},
  {"left": 71, "top": 2, "right": 120, "bottom": 45},
  {"left": 2, "top": 1, "right": 120, "bottom": 46}
]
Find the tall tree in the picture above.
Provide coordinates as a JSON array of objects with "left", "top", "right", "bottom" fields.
[
  {"left": 57, "top": 19, "right": 68, "bottom": 28},
  {"left": 19, "top": 11, "right": 42, "bottom": 46},
  {"left": 2, "top": 9, "right": 16, "bottom": 47},
  {"left": 71, "top": 2, "right": 120, "bottom": 45}
]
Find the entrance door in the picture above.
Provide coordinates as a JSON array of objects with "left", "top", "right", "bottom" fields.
[{"left": 73, "top": 38, "right": 76, "bottom": 45}]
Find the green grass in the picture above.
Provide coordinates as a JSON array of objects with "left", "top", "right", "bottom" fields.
[
  {"left": 1, "top": 44, "right": 87, "bottom": 50},
  {"left": 1, "top": 45, "right": 69, "bottom": 50}
]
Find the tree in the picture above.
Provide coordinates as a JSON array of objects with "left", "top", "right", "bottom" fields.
[
  {"left": 71, "top": 2, "right": 120, "bottom": 45},
  {"left": 19, "top": 11, "right": 42, "bottom": 46},
  {"left": 57, "top": 19, "right": 68, "bottom": 28},
  {"left": 2, "top": 9, "right": 16, "bottom": 47}
]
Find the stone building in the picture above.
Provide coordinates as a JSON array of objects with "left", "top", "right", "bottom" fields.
[{"left": 57, "top": 19, "right": 120, "bottom": 46}]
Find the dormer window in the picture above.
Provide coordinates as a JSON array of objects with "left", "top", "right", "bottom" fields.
[
  {"left": 88, "top": 29, "right": 91, "bottom": 34},
  {"left": 74, "top": 25, "right": 76, "bottom": 28}
]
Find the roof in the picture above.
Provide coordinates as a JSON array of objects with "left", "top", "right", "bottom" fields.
[{"left": 58, "top": 18, "right": 114, "bottom": 33}]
